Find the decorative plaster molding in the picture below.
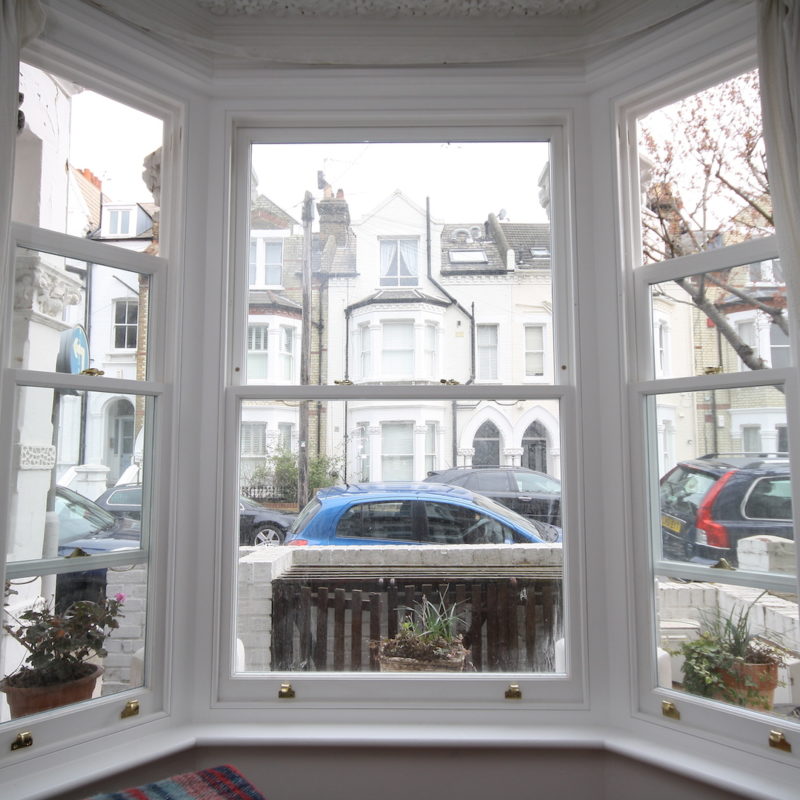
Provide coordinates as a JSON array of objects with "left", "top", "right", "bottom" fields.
[
  {"left": 15, "top": 255, "right": 83, "bottom": 319},
  {"left": 197, "top": 0, "right": 597, "bottom": 17},
  {"left": 18, "top": 444, "right": 57, "bottom": 470}
]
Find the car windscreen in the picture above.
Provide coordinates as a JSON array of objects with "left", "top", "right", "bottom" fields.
[
  {"left": 56, "top": 488, "right": 116, "bottom": 542},
  {"left": 659, "top": 466, "right": 718, "bottom": 510},
  {"left": 288, "top": 498, "right": 322, "bottom": 534}
]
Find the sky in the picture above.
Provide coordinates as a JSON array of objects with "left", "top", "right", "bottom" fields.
[
  {"left": 68, "top": 90, "right": 551, "bottom": 224},
  {"left": 251, "top": 141, "right": 551, "bottom": 226},
  {"left": 69, "top": 90, "right": 163, "bottom": 204}
]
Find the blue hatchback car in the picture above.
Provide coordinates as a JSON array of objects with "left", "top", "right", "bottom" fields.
[{"left": 284, "top": 482, "right": 562, "bottom": 546}]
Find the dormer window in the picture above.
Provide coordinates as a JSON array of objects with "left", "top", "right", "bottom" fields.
[
  {"left": 379, "top": 238, "right": 418, "bottom": 286},
  {"left": 108, "top": 206, "right": 133, "bottom": 235}
]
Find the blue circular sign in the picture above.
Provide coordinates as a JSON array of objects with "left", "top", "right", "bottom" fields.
[{"left": 56, "top": 325, "right": 90, "bottom": 374}]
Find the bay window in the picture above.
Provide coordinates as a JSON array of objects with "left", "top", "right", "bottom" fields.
[
  {"left": 624, "top": 59, "right": 800, "bottom": 751},
  {"left": 247, "top": 323, "right": 269, "bottom": 380},
  {"left": 381, "top": 421, "right": 414, "bottom": 480},
  {"left": 381, "top": 320, "right": 415, "bottom": 377},
  {"left": 0, "top": 59, "right": 175, "bottom": 733},
  {"left": 225, "top": 134, "right": 577, "bottom": 702}
]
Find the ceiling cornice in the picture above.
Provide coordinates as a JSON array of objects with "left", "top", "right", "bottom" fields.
[{"left": 195, "top": 0, "right": 599, "bottom": 17}]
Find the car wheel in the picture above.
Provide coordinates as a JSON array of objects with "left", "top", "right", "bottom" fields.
[{"left": 252, "top": 524, "right": 284, "bottom": 546}]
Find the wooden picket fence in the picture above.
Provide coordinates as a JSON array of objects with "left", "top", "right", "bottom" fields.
[{"left": 271, "top": 571, "right": 562, "bottom": 672}]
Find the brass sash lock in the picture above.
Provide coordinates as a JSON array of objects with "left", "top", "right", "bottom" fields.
[
  {"left": 769, "top": 730, "right": 791, "bottom": 752},
  {"left": 661, "top": 701, "right": 680, "bottom": 720},
  {"left": 121, "top": 699, "right": 140, "bottom": 718},
  {"left": 505, "top": 683, "right": 522, "bottom": 699},
  {"left": 278, "top": 682, "right": 296, "bottom": 699},
  {"left": 11, "top": 732, "right": 33, "bottom": 751}
]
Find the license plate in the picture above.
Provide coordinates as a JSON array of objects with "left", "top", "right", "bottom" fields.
[{"left": 661, "top": 514, "right": 684, "bottom": 533}]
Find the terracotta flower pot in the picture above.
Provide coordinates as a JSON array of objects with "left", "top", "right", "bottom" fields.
[
  {"left": 0, "top": 665, "right": 104, "bottom": 719},
  {"left": 714, "top": 662, "right": 778, "bottom": 710}
]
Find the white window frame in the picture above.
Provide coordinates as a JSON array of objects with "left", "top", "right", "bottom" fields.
[
  {"left": 240, "top": 420, "right": 268, "bottom": 456},
  {"left": 476, "top": 323, "right": 499, "bottom": 381},
  {"left": 279, "top": 325, "right": 295, "bottom": 381},
  {"left": 620, "top": 52, "right": 800, "bottom": 754},
  {"left": 379, "top": 237, "right": 419, "bottom": 287},
  {"left": 107, "top": 206, "right": 133, "bottom": 236},
  {"left": 113, "top": 297, "right": 139, "bottom": 351},
  {"left": 358, "top": 322, "right": 371, "bottom": 380},
  {"left": 522, "top": 316, "right": 553, "bottom": 383},
  {"left": 0, "top": 225, "right": 173, "bottom": 743},
  {"left": 0, "top": 46, "right": 182, "bottom": 761},
  {"left": 380, "top": 319, "right": 415, "bottom": 378},
  {"left": 424, "top": 321, "right": 438, "bottom": 380},
  {"left": 249, "top": 233, "right": 284, "bottom": 288},
  {"left": 222, "top": 123, "right": 582, "bottom": 709},
  {"left": 246, "top": 321, "right": 269, "bottom": 381}
]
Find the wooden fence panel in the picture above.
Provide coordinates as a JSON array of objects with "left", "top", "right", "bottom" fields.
[{"left": 271, "top": 576, "right": 562, "bottom": 673}]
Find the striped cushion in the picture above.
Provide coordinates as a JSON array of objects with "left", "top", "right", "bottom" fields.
[{"left": 85, "top": 764, "right": 266, "bottom": 800}]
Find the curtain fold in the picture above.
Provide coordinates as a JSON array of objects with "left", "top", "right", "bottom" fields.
[
  {"left": 0, "top": 0, "right": 45, "bottom": 294},
  {"left": 758, "top": 0, "right": 800, "bottom": 319}
]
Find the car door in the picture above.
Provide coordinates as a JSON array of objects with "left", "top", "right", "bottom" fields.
[
  {"left": 509, "top": 470, "right": 562, "bottom": 524},
  {"left": 333, "top": 499, "right": 418, "bottom": 544},
  {"left": 421, "top": 501, "right": 524, "bottom": 544}
]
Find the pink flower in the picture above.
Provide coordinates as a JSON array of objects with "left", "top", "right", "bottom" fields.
[{"left": 114, "top": 593, "right": 126, "bottom": 603}]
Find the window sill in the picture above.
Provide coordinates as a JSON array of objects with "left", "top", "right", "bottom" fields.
[{"left": 4, "top": 717, "right": 798, "bottom": 800}]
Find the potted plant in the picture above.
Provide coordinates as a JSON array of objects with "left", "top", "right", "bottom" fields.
[
  {"left": 1, "top": 587, "right": 125, "bottom": 718},
  {"left": 377, "top": 593, "right": 468, "bottom": 672},
  {"left": 679, "top": 594, "right": 782, "bottom": 710}
]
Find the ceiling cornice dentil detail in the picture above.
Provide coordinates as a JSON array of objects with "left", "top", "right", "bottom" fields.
[{"left": 195, "top": 0, "right": 598, "bottom": 16}]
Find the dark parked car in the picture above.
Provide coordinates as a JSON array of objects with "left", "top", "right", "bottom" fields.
[
  {"left": 95, "top": 483, "right": 295, "bottom": 545},
  {"left": 284, "top": 482, "right": 562, "bottom": 546},
  {"left": 423, "top": 467, "right": 561, "bottom": 525},
  {"left": 659, "top": 455, "right": 793, "bottom": 565},
  {"left": 55, "top": 484, "right": 140, "bottom": 553},
  {"left": 54, "top": 485, "right": 140, "bottom": 613}
]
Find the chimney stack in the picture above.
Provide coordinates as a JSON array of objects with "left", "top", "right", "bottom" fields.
[{"left": 317, "top": 189, "right": 350, "bottom": 247}]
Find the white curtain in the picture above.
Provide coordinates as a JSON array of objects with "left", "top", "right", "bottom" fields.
[
  {"left": 0, "top": 0, "right": 45, "bottom": 284},
  {"left": 758, "top": 0, "right": 800, "bottom": 320},
  {"left": 379, "top": 239, "right": 395, "bottom": 279}
]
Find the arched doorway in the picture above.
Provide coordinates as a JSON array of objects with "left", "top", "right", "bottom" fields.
[
  {"left": 472, "top": 420, "right": 501, "bottom": 466},
  {"left": 522, "top": 420, "right": 548, "bottom": 473},
  {"left": 104, "top": 398, "right": 135, "bottom": 484}
]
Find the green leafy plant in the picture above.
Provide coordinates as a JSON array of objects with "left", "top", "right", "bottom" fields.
[
  {"left": 3, "top": 593, "right": 125, "bottom": 688},
  {"left": 381, "top": 593, "right": 465, "bottom": 661},
  {"left": 680, "top": 593, "right": 782, "bottom": 706}
]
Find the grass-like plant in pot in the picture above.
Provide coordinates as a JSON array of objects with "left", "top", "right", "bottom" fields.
[
  {"left": 1, "top": 586, "right": 125, "bottom": 718},
  {"left": 377, "top": 592, "right": 468, "bottom": 672},
  {"left": 679, "top": 593, "right": 782, "bottom": 710}
]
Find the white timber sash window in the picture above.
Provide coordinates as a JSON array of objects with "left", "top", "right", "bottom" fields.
[
  {"left": 477, "top": 324, "right": 499, "bottom": 381},
  {"left": 623, "top": 59, "right": 800, "bottom": 752},
  {"left": 0, "top": 59, "right": 177, "bottom": 737},
  {"left": 222, "top": 129, "right": 581, "bottom": 709}
]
